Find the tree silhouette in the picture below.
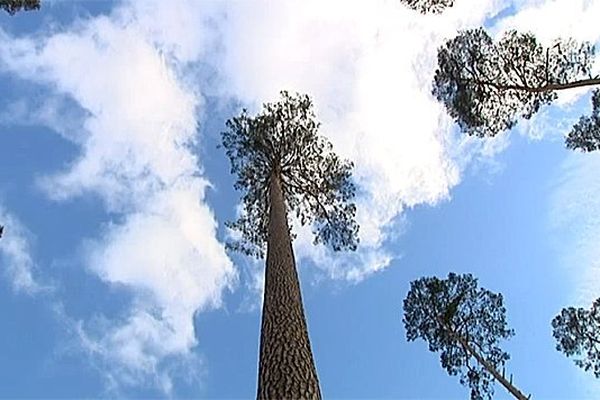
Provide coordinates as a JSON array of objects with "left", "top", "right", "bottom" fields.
[
  {"left": 433, "top": 28, "right": 599, "bottom": 149},
  {"left": 566, "top": 89, "right": 600, "bottom": 151},
  {"left": 403, "top": 273, "right": 529, "bottom": 400},
  {"left": 552, "top": 297, "right": 600, "bottom": 377},
  {"left": 0, "top": 0, "right": 40, "bottom": 14},
  {"left": 222, "top": 91, "right": 359, "bottom": 399},
  {"left": 399, "top": 0, "right": 454, "bottom": 14}
]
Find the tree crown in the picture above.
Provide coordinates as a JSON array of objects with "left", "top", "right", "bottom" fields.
[
  {"left": 399, "top": 0, "right": 454, "bottom": 14},
  {"left": 552, "top": 297, "right": 600, "bottom": 377},
  {"left": 433, "top": 28, "right": 597, "bottom": 138},
  {"left": 566, "top": 89, "right": 600, "bottom": 152},
  {"left": 0, "top": 0, "right": 40, "bottom": 15},
  {"left": 221, "top": 91, "right": 359, "bottom": 258},
  {"left": 403, "top": 273, "right": 514, "bottom": 400}
]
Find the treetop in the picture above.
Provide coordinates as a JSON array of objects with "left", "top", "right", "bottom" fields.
[
  {"left": 403, "top": 273, "right": 514, "bottom": 400},
  {"left": 433, "top": 28, "right": 597, "bottom": 138},
  {"left": 0, "top": 0, "right": 40, "bottom": 15},
  {"left": 221, "top": 91, "right": 359, "bottom": 258},
  {"left": 552, "top": 297, "right": 600, "bottom": 377},
  {"left": 566, "top": 89, "right": 600, "bottom": 152},
  {"left": 400, "top": 0, "right": 454, "bottom": 14}
]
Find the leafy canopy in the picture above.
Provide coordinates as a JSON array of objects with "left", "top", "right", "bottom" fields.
[
  {"left": 221, "top": 91, "right": 359, "bottom": 258},
  {"left": 552, "top": 297, "right": 600, "bottom": 377},
  {"left": 403, "top": 273, "right": 514, "bottom": 400},
  {"left": 566, "top": 89, "right": 600, "bottom": 152},
  {"left": 0, "top": 0, "right": 40, "bottom": 14},
  {"left": 399, "top": 0, "right": 454, "bottom": 14},
  {"left": 433, "top": 28, "right": 598, "bottom": 144}
]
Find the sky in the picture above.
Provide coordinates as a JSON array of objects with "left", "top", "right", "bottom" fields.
[{"left": 0, "top": 0, "right": 599, "bottom": 398}]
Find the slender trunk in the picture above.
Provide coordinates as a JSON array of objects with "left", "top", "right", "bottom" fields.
[
  {"left": 437, "top": 317, "right": 529, "bottom": 400},
  {"left": 455, "top": 331, "right": 529, "bottom": 400},
  {"left": 256, "top": 165, "right": 321, "bottom": 400}
]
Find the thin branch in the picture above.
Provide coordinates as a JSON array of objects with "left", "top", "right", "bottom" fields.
[{"left": 460, "top": 77, "right": 600, "bottom": 93}]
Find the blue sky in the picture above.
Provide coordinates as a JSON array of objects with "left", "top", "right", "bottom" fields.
[{"left": 1, "top": 0, "right": 600, "bottom": 398}]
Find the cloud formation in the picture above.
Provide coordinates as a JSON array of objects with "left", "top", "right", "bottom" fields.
[
  {"left": 0, "top": 0, "right": 234, "bottom": 392},
  {"left": 210, "top": 0, "right": 507, "bottom": 280},
  {"left": 0, "top": 205, "right": 41, "bottom": 294}
]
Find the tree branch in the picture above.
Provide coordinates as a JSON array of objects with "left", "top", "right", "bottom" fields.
[{"left": 460, "top": 77, "right": 600, "bottom": 94}]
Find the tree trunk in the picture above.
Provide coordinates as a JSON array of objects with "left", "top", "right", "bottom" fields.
[
  {"left": 256, "top": 166, "right": 322, "bottom": 400},
  {"left": 437, "top": 316, "right": 529, "bottom": 400},
  {"left": 456, "top": 333, "right": 529, "bottom": 400}
]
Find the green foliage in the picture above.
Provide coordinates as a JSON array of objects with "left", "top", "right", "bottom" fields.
[
  {"left": 0, "top": 0, "right": 40, "bottom": 14},
  {"left": 552, "top": 297, "right": 600, "bottom": 377},
  {"left": 399, "top": 0, "right": 454, "bottom": 14},
  {"left": 433, "top": 28, "right": 597, "bottom": 139},
  {"left": 403, "top": 273, "right": 513, "bottom": 400},
  {"left": 221, "top": 91, "right": 359, "bottom": 258},
  {"left": 566, "top": 89, "right": 600, "bottom": 152}
]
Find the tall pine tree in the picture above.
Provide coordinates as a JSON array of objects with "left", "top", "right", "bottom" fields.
[
  {"left": 403, "top": 273, "right": 529, "bottom": 400},
  {"left": 222, "top": 91, "right": 359, "bottom": 399}
]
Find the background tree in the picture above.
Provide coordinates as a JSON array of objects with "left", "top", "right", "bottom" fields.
[
  {"left": 433, "top": 28, "right": 600, "bottom": 150},
  {"left": 222, "top": 91, "right": 359, "bottom": 400},
  {"left": 403, "top": 273, "right": 529, "bottom": 400},
  {"left": 399, "top": 0, "right": 454, "bottom": 14},
  {"left": 566, "top": 89, "right": 600, "bottom": 151},
  {"left": 0, "top": 0, "right": 40, "bottom": 14},
  {"left": 552, "top": 297, "right": 600, "bottom": 377}
]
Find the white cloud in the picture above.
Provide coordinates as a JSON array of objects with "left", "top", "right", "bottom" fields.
[
  {"left": 497, "top": 0, "right": 600, "bottom": 44},
  {"left": 209, "top": 0, "right": 507, "bottom": 281},
  {"left": 0, "top": 205, "right": 43, "bottom": 294},
  {"left": 78, "top": 181, "right": 234, "bottom": 387},
  {"left": 0, "top": 0, "right": 234, "bottom": 392},
  {"left": 0, "top": 95, "right": 88, "bottom": 143}
]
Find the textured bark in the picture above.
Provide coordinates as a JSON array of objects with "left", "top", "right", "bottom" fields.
[{"left": 257, "top": 166, "right": 322, "bottom": 400}]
